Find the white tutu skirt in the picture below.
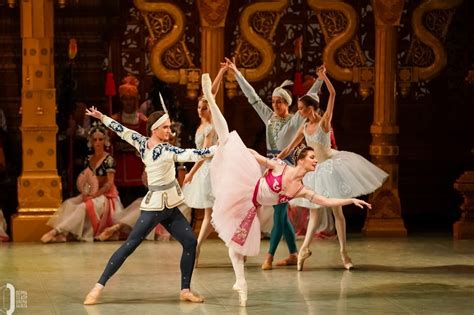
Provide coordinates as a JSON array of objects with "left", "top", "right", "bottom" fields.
[
  {"left": 291, "top": 150, "right": 388, "bottom": 208},
  {"left": 182, "top": 160, "right": 214, "bottom": 209},
  {"left": 210, "top": 131, "right": 263, "bottom": 256}
]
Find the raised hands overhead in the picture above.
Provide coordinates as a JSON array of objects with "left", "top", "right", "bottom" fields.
[
  {"left": 85, "top": 106, "right": 104, "bottom": 120},
  {"left": 225, "top": 57, "right": 238, "bottom": 73}
]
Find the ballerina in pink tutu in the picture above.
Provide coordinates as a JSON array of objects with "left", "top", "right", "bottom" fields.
[{"left": 202, "top": 69, "right": 371, "bottom": 307}]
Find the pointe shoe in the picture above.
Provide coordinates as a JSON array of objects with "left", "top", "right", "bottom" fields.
[
  {"left": 341, "top": 252, "right": 354, "bottom": 270},
  {"left": 83, "top": 284, "right": 104, "bottom": 305},
  {"left": 234, "top": 282, "right": 247, "bottom": 307},
  {"left": 41, "top": 229, "right": 57, "bottom": 243},
  {"left": 297, "top": 248, "right": 312, "bottom": 271},
  {"left": 275, "top": 254, "right": 298, "bottom": 266},
  {"left": 261, "top": 258, "right": 272, "bottom": 270},
  {"left": 96, "top": 224, "right": 121, "bottom": 241},
  {"left": 180, "top": 291, "right": 204, "bottom": 303}
]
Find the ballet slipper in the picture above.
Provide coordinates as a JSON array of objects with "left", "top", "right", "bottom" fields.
[
  {"left": 234, "top": 282, "right": 247, "bottom": 307},
  {"left": 51, "top": 234, "right": 67, "bottom": 243},
  {"left": 83, "top": 283, "right": 104, "bottom": 305},
  {"left": 179, "top": 290, "right": 204, "bottom": 303},
  {"left": 275, "top": 254, "right": 298, "bottom": 266},
  {"left": 41, "top": 229, "right": 58, "bottom": 243},
  {"left": 96, "top": 224, "right": 121, "bottom": 241},
  {"left": 341, "top": 252, "right": 354, "bottom": 270},
  {"left": 297, "top": 247, "right": 312, "bottom": 271},
  {"left": 261, "top": 255, "right": 273, "bottom": 270}
]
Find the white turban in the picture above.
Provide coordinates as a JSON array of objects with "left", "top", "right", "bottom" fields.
[
  {"left": 272, "top": 80, "right": 293, "bottom": 105},
  {"left": 151, "top": 113, "right": 170, "bottom": 130}
]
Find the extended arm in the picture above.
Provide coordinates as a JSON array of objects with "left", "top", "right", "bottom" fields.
[
  {"left": 298, "top": 187, "right": 371, "bottom": 209},
  {"left": 86, "top": 107, "right": 146, "bottom": 153}
]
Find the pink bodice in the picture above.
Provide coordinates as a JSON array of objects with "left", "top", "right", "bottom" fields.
[{"left": 253, "top": 165, "right": 303, "bottom": 206}]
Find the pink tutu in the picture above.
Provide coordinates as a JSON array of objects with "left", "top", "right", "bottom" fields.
[{"left": 210, "top": 131, "right": 263, "bottom": 256}]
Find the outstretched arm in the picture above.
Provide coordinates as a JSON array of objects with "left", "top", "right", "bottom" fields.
[
  {"left": 277, "top": 124, "right": 305, "bottom": 159},
  {"left": 297, "top": 187, "right": 371, "bottom": 209},
  {"left": 86, "top": 106, "right": 146, "bottom": 154}
]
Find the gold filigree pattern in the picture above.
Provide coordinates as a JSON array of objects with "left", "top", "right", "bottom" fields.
[
  {"left": 235, "top": 39, "right": 262, "bottom": 69},
  {"left": 143, "top": 11, "right": 174, "bottom": 39},
  {"left": 425, "top": 9, "right": 456, "bottom": 41},
  {"left": 249, "top": 11, "right": 278, "bottom": 39},
  {"left": 163, "top": 44, "right": 186, "bottom": 69},
  {"left": 319, "top": 10, "right": 348, "bottom": 38},
  {"left": 336, "top": 39, "right": 365, "bottom": 68},
  {"left": 405, "top": 37, "right": 434, "bottom": 67}
]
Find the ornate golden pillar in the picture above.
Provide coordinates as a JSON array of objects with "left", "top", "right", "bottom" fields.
[
  {"left": 196, "top": 0, "right": 230, "bottom": 109},
  {"left": 12, "top": 0, "right": 62, "bottom": 241},
  {"left": 362, "top": 0, "right": 407, "bottom": 237}
]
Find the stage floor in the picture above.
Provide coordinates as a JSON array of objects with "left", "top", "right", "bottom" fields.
[{"left": 1, "top": 235, "right": 473, "bottom": 314}]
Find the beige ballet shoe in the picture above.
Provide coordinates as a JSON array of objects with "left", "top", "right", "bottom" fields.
[
  {"left": 41, "top": 229, "right": 58, "bottom": 243},
  {"left": 83, "top": 284, "right": 104, "bottom": 305},
  {"left": 297, "top": 247, "right": 312, "bottom": 271},
  {"left": 179, "top": 291, "right": 204, "bottom": 303},
  {"left": 96, "top": 224, "right": 121, "bottom": 241},
  {"left": 341, "top": 252, "right": 354, "bottom": 270},
  {"left": 275, "top": 254, "right": 298, "bottom": 266},
  {"left": 261, "top": 258, "right": 273, "bottom": 270}
]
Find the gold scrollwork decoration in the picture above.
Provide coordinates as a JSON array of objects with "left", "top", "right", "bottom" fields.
[
  {"left": 234, "top": 0, "right": 289, "bottom": 82},
  {"left": 308, "top": 0, "right": 365, "bottom": 82},
  {"left": 409, "top": 0, "right": 462, "bottom": 81},
  {"left": 134, "top": 0, "right": 200, "bottom": 99}
]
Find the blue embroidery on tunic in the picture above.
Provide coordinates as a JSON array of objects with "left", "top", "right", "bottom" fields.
[
  {"left": 152, "top": 145, "right": 163, "bottom": 161},
  {"left": 166, "top": 144, "right": 186, "bottom": 155},
  {"left": 131, "top": 133, "right": 146, "bottom": 158},
  {"left": 192, "top": 148, "right": 210, "bottom": 155},
  {"left": 109, "top": 121, "right": 124, "bottom": 132}
]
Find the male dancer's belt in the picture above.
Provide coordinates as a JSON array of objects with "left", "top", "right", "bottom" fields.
[{"left": 148, "top": 180, "right": 178, "bottom": 191}]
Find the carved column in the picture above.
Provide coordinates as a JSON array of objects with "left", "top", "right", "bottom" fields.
[
  {"left": 196, "top": 0, "right": 230, "bottom": 110},
  {"left": 12, "top": 0, "right": 62, "bottom": 241},
  {"left": 363, "top": 0, "right": 407, "bottom": 236}
]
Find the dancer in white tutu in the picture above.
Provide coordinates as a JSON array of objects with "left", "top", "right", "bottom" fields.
[
  {"left": 41, "top": 122, "right": 124, "bottom": 243},
  {"left": 278, "top": 65, "right": 388, "bottom": 271},
  {"left": 182, "top": 67, "right": 224, "bottom": 264},
  {"left": 202, "top": 70, "right": 371, "bottom": 307}
]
